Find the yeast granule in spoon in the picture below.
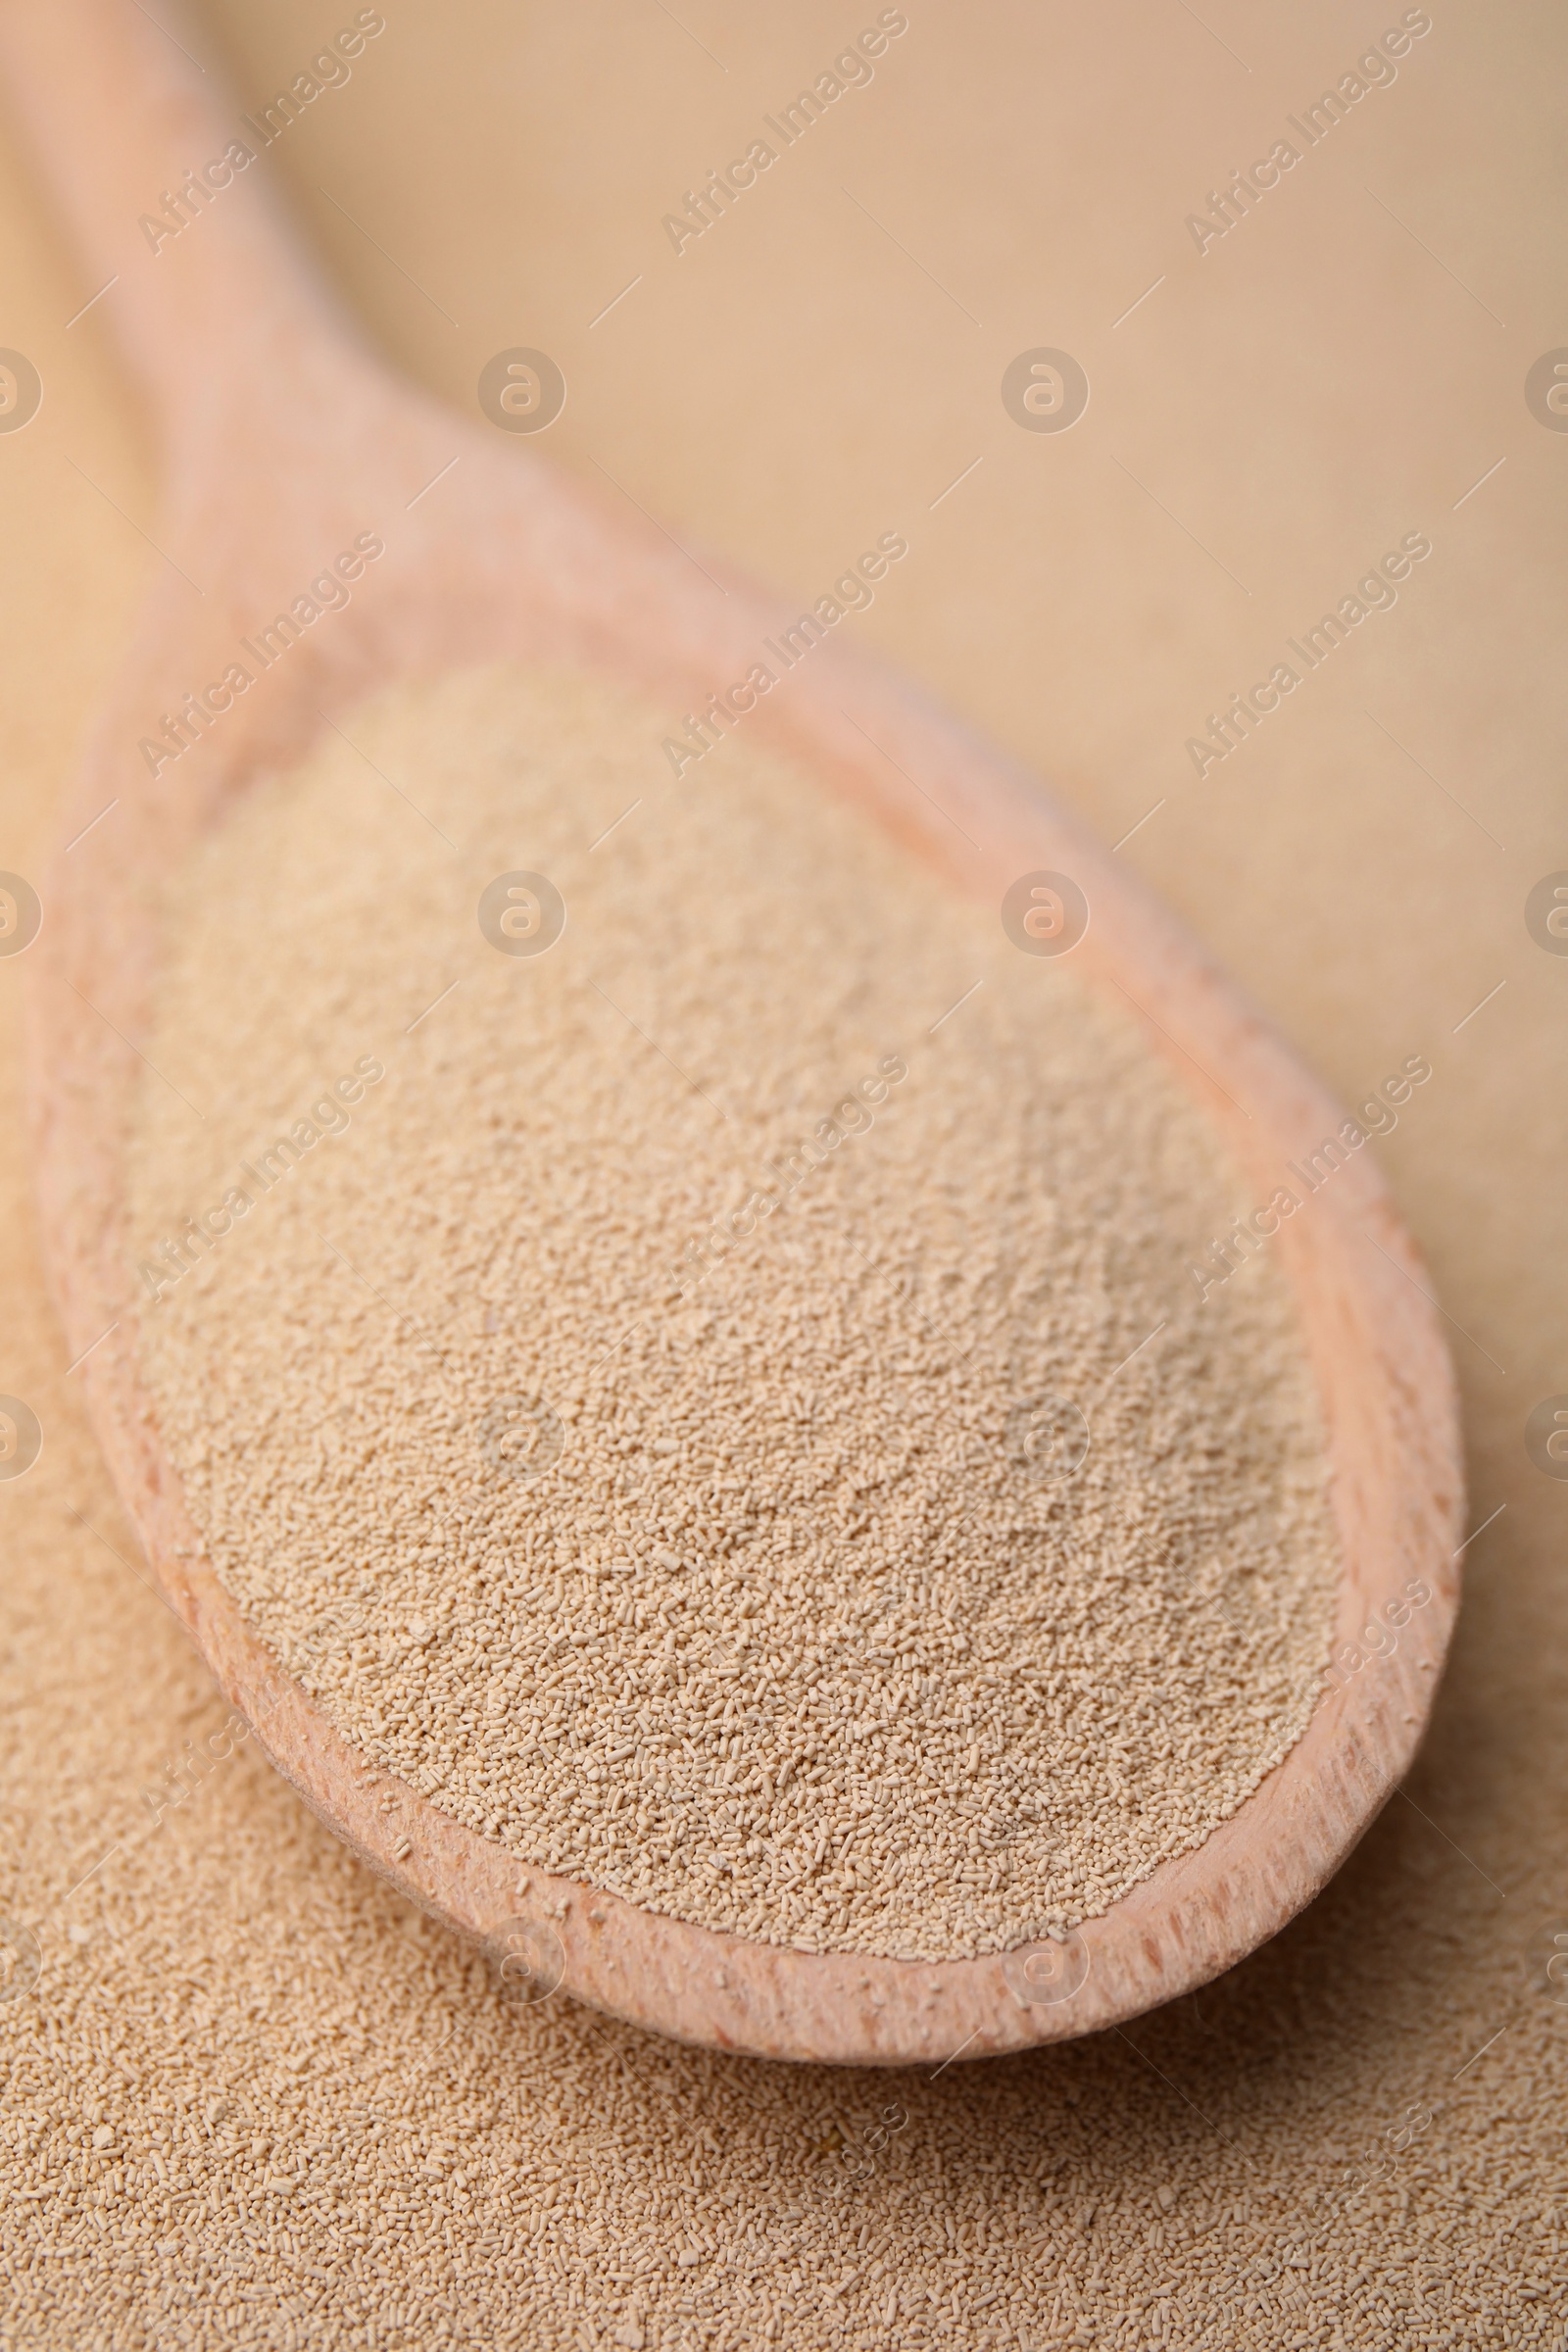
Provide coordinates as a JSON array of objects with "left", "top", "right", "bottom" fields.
[{"left": 125, "top": 664, "right": 1338, "bottom": 1962}]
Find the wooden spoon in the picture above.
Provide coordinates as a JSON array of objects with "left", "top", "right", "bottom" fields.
[{"left": 4, "top": 0, "right": 1463, "bottom": 2066}]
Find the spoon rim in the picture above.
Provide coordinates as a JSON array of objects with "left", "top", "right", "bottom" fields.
[{"left": 27, "top": 523, "right": 1464, "bottom": 2063}]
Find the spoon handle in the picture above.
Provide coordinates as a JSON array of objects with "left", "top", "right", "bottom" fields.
[{"left": 0, "top": 0, "right": 355, "bottom": 452}]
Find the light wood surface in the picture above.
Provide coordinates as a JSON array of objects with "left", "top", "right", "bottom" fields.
[{"left": 3, "top": 0, "right": 1464, "bottom": 2065}]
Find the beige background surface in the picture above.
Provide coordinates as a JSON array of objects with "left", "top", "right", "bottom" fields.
[{"left": 0, "top": 2, "right": 1564, "bottom": 2345}]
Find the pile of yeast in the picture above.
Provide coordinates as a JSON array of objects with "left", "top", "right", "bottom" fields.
[{"left": 126, "top": 665, "right": 1339, "bottom": 1961}]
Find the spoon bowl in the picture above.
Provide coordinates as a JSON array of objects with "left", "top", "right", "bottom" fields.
[{"left": 5, "top": 0, "right": 1463, "bottom": 2064}]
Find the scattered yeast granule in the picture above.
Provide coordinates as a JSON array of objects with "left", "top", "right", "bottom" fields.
[{"left": 124, "top": 664, "right": 1339, "bottom": 1961}]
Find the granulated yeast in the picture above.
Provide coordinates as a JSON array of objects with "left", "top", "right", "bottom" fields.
[{"left": 125, "top": 663, "right": 1338, "bottom": 1961}]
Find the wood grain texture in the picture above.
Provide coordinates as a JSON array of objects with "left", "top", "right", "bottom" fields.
[{"left": 6, "top": 0, "right": 1463, "bottom": 2065}]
